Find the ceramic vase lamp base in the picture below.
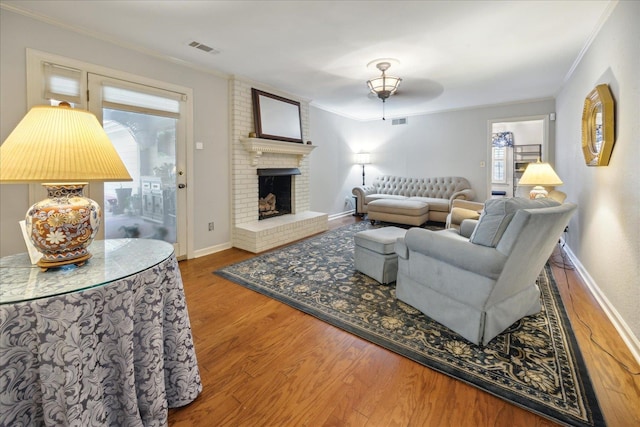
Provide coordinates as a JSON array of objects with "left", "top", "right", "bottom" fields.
[
  {"left": 529, "top": 186, "right": 549, "bottom": 199},
  {"left": 27, "top": 183, "right": 101, "bottom": 272}
]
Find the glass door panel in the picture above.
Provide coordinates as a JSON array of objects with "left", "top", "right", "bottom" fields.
[{"left": 102, "top": 109, "right": 178, "bottom": 244}]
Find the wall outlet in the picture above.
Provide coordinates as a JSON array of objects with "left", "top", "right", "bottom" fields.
[{"left": 208, "top": 222, "right": 214, "bottom": 231}]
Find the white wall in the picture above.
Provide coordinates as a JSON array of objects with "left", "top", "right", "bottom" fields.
[
  {"left": 309, "top": 107, "right": 362, "bottom": 216},
  {"left": 310, "top": 99, "right": 555, "bottom": 206},
  {"left": 0, "top": 10, "right": 230, "bottom": 257},
  {"left": 556, "top": 1, "right": 639, "bottom": 344}
]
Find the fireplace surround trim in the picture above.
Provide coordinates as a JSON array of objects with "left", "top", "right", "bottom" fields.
[{"left": 241, "top": 137, "right": 316, "bottom": 166}]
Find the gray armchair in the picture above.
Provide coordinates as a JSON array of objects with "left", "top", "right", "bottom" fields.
[{"left": 394, "top": 198, "right": 576, "bottom": 345}]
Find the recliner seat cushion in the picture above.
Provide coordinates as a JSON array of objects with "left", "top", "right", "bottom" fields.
[{"left": 470, "top": 197, "right": 560, "bottom": 247}]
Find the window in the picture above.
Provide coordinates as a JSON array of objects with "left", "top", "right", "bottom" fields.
[
  {"left": 43, "top": 62, "right": 82, "bottom": 105},
  {"left": 492, "top": 147, "right": 506, "bottom": 183}
]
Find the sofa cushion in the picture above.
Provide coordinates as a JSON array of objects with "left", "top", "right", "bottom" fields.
[
  {"left": 470, "top": 198, "right": 560, "bottom": 247},
  {"left": 367, "top": 199, "right": 429, "bottom": 216},
  {"left": 408, "top": 197, "right": 449, "bottom": 212}
]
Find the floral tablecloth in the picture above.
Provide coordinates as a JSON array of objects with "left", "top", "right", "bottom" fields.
[{"left": 0, "top": 240, "right": 201, "bottom": 426}]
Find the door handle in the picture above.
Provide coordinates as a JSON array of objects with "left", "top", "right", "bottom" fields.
[{"left": 178, "top": 183, "right": 186, "bottom": 189}]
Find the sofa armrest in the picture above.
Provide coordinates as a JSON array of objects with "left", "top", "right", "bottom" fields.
[
  {"left": 449, "top": 206, "right": 482, "bottom": 228},
  {"left": 403, "top": 228, "right": 506, "bottom": 279},
  {"left": 451, "top": 199, "right": 484, "bottom": 211},
  {"left": 352, "top": 185, "right": 376, "bottom": 213},
  {"left": 352, "top": 184, "right": 375, "bottom": 197},
  {"left": 449, "top": 188, "right": 476, "bottom": 208}
]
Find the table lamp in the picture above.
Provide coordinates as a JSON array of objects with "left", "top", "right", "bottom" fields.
[
  {"left": 0, "top": 103, "right": 132, "bottom": 270},
  {"left": 355, "top": 153, "right": 371, "bottom": 185},
  {"left": 517, "top": 159, "right": 563, "bottom": 199}
]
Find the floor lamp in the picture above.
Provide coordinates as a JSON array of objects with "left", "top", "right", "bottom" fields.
[{"left": 355, "top": 153, "right": 371, "bottom": 186}]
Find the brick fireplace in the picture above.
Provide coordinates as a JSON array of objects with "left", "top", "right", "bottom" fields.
[{"left": 230, "top": 78, "right": 327, "bottom": 253}]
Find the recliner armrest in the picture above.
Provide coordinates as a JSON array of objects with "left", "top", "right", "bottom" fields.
[
  {"left": 460, "top": 219, "right": 479, "bottom": 238},
  {"left": 395, "top": 237, "right": 409, "bottom": 259},
  {"left": 403, "top": 228, "right": 506, "bottom": 279}
]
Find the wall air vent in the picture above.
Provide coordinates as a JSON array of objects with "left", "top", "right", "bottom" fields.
[
  {"left": 392, "top": 118, "right": 408, "bottom": 126},
  {"left": 188, "top": 41, "right": 219, "bottom": 54}
]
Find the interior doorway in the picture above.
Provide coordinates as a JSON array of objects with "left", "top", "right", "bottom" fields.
[{"left": 487, "top": 116, "right": 549, "bottom": 198}]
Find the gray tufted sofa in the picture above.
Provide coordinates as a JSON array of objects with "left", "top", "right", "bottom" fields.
[{"left": 352, "top": 176, "right": 476, "bottom": 225}]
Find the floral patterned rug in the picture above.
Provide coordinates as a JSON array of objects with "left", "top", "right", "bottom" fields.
[{"left": 215, "top": 221, "right": 604, "bottom": 426}]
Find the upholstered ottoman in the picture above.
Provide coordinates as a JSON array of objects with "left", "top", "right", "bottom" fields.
[
  {"left": 354, "top": 226, "right": 407, "bottom": 284},
  {"left": 367, "top": 199, "right": 429, "bottom": 226}
]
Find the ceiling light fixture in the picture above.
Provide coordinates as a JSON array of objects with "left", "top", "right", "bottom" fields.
[{"left": 367, "top": 61, "right": 402, "bottom": 120}]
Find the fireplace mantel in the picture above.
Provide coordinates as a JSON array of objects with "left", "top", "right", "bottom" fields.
[{"left": 241, "top": 137, "right": 316, "bottom": 166}]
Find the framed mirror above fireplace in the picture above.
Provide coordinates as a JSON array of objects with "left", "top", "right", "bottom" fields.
[{"left": 252, "top": 88, "right": 303, "bottom": 143}]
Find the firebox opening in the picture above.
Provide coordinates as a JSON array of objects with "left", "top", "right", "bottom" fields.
[{"left": 257, "top": 168, "right": 300, "bottom": 220}]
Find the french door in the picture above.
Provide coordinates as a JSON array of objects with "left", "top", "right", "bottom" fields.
[
  {"left": 87, "top": 74, "right": 188, "bottom": 257},
  {"left": 27, "top": 51, "right": 191, "bottom": 258}
]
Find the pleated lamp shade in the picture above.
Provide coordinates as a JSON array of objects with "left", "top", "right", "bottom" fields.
[
  {"left": 0, "top": 104, "right": 132, "bottom": 183},
  {"left": 518, "top": 161, "right": 563, "bottom": 187}
]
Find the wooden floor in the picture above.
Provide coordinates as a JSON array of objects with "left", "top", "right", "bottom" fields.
[{"left": 169, "top": 217, "right": 640, "bottom": 427}]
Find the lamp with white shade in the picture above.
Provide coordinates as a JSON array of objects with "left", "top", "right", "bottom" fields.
[
  {"left": 0, "top": 103, "right": 132, "bottom": 271},
  {"left": 517, "top": 160, "right": 563, "bottom": 199}
]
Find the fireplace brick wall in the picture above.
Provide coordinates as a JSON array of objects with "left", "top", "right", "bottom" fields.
[{"left": 230, "top": 78, "right": 327, "bottom": 252}]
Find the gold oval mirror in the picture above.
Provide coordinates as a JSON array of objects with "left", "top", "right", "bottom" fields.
[{"left": 581, "top": 84, "right": 615, "bottom": 166}]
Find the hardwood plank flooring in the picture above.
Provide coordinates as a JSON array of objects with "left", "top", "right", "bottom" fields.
[{"left": 169, "top": 217, "right": 640, "bottom": 426}]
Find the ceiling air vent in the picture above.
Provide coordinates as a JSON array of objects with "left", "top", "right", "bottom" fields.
[
  {"left": 392, "top": 117, "right": 408, "bottom": 126},
  {"left": 188, "top": 41, "right": 219, "bottom": 54}
]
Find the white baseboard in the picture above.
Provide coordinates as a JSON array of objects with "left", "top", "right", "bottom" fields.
[
  {"left": 192, "top": 242, "right": 233, "bottom": 259},
  {"left": 328, "top": 210, "right": 355, "bottom": 221},
  {"left": 562, "top": 241, "right": 640, "bottom": 366}
]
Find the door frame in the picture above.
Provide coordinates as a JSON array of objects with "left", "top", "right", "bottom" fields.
[
  {"left": 486, "top": 114, "right": 551, "bottom": 199},
  {"left": 25, "top": 49, "right": 194, "bottom": 259}
]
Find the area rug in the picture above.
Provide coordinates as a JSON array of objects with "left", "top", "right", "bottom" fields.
[{"left": 215, "top": 221, "right": 605, "bottom": 426}]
